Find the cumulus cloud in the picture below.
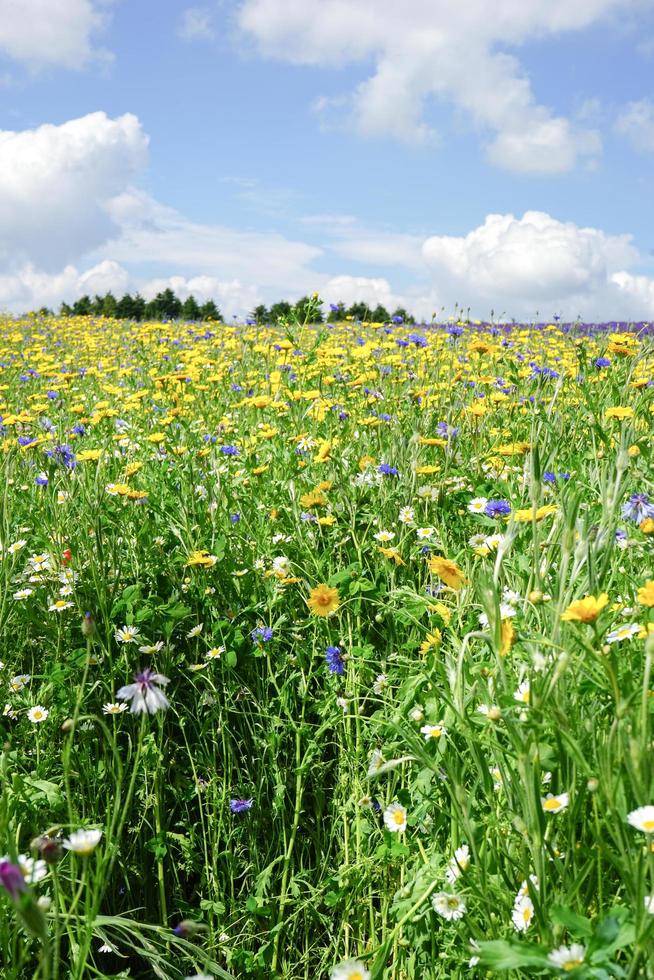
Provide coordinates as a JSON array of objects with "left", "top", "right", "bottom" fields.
[
  {"left": 0, "top": 0, "right": 110, "bottom": 67},
  {"left": 235, "top": 0, "right": 639, "bottom": 172},
  {"left": 0, "top": 260, "right": 130, "bottom": 311},
  {"left": 615, "top": 98, "right": 654, "bottom": 153},
  {"left": 422, "top": 211, "right": 654, "bottom": 318},
  {"left": 0, "top": 111, "right": 149, "bottom": 269}
]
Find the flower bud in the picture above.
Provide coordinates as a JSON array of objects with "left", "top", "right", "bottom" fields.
[{"left": 81, "top": 612, "right": 95, "bottom": 637}]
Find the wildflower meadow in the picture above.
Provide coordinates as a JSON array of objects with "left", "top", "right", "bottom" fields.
[{"left": 1, "top": 304, "right": 653, "bottom": 979}]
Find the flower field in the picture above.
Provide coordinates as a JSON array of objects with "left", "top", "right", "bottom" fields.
[{"left": 0, "top": 309, "right": 653, "bottom": 979}]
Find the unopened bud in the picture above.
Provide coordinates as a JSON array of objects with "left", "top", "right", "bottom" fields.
[{"left": 81, "top": 612, "right": 95, "bottom": 637}]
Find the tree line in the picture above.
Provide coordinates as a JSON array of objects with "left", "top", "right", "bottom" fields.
[{"left": 38, "top": 288, "right": 413, "bottom": 324}]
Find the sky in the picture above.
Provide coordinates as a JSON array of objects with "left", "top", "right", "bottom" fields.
[{"left": 1, "top": 0, "right": 654, "bottom": 321}]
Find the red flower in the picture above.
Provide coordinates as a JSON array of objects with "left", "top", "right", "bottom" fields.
[{"left": 62, "top": 548, "right": 72, "bottom": 565}]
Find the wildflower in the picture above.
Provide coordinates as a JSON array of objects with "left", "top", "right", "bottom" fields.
[
  {"left": 373, "top": 674, "right": 388, "bottom": 695},
  {"left": 383, "top": 803, "right": 407, "bottom": 832},
  {"left": 637, "top": 581, "right": 654, "bottom": 607},
  {"left": 467, "top": 497, "right": 488, "bottom": 514},
  {"left": 367, "top": 749, "right": 384, "bottom": 777},
  {"left": 398, "top": 506, "right": 415, "bottom": 524},
  {"left": 63, "top": 829, "right": 102, "bottom": 856},
  {"left": 27, "top": 706, "right": 49, "bottom": 724},
  {"left": 377, "top": 463, "right": 397, "bottom": 476},
  {"left": 427, "top": 555, "right": 466, "bottom": 590},
  {"left": 116, "top": 668, "right": 170, "bottom": 714},
  {"left": 512, "top": 895, "right": 535, "bottom": 932},
  {"left": 484, "top": 499, "right": 511, "bottom": 518},
  {"left": 230, "top": 798, "right": 254, "bottom": 813},
  {"left": 325, "top": 645, "right": 345, "bottom": 675},
  {"left": 431, "top": 891, "right": 466, "bottom": 920},
  {"left": 419, "top": 630, "right": 442, "bottom": 655},
  {"left": 114, "top": 624, "right": 141, "bottom": 644},
  {"left": 49, "top": 599, "right": 73, "bottom": 613},
  {"left": 187, "top": 623, "right": 203, "bottom": 638},
  {"left": 9, "top": 674, "right": 30, "bottom": 692},
  {"left": 330, "top": 960, "right": 371, "bottom": 980},
  {"left": 81, "top": 612, "right": 95, "bottom": 637},
  {"left": 416, "top": 527, "right": 435, "bottom": 540},
  {"left": 30, "top": 834, "right": 63, "bottom": 864},
  {"left": 307, "top": 583, "right": 340, "bottom": 617},
  {"left": 17, "top": 855, "right": 48, "bottom": 883},
  {"left": 606, "top": 623, "right": 640, "bottom": 643},
  {"left": 513, "top": 681, "right": 530, "bottom": 704},
  {"left": 138, "top": 641, "right": 164, "bottom": 654},
  {"left": 627, "top": 805, "right": 654, "bottom": 833},
  {"left": 420, "top": 723, "right": 447, "bottom": 740},
  {"left": 205, "top": 646, "right": 224, "bottom": 660},
  {"left": 622, "top": 494, "right": 654, "bottom": 524},
  {"left": 0, "top": 858, "right": 26, "bottom": 900},
  {"left": 542, "top": 793, "right": 569, "bottom": 814},
  {"left": 561, "top": 593, "right": 608, "bottom": 623},
  {"left": 13, "top": 589, "right": 33, "bottom": 600},
  {"left": 373, "top": 530, "right": 395, "bottom": 542},
  {"left": 103, "top": 703, "right": 128, "bottom": 715},
  {"left": 250, "top": 625, "right": 273, "bottom": 643},
  {"left": 548, "top": 944, "right": 586, "bottom": 971},
  {"left": 445, "top": 844, "right": 471, "bottom": 883}
]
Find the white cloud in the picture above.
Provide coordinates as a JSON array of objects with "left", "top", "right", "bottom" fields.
[
  {"left": 236, "top": 0, "right": 642, "bottom": 172},
  {"left": 422, "top": 210, "right": 654, "bottom": 318},
  {"left": 102, "top": 189, "right": 322, "bottom": 289},
  {"left": 178, "top": 7, "right": 215, "bottom": 41},
  {"left": 615, "top": 98, "right": 654, "bottom": 152},
  {"left": 0, "top": 111, "right": 148, "bottom": 269},
  {"left": 0, "top": 0, "right": 110, "bottom": 68},
  {"left": 140, "top": 274, "right": 261, "bottom": 314},
  {"left": 0, "top": 259, "right": 129, "bottom": 311}
]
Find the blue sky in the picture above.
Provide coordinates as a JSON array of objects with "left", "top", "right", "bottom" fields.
[{"left": 1, "top": 0, "right": 654, "bottom": 319}]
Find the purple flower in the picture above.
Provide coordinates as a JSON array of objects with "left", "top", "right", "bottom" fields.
[
  {"left": 230, "top": 798, "right": 254, "bottom": 813},
  {"left": 0, "top": 859, "right": 26, "bottom": 901},
  {"left": 230, "top": 513, "right": 241, "bottom": 523},
  {"left": 251, "top": 626, "right": 273, "bottom": 644},
  {"left": 484, "top": 499, "right": 511, "bottom": 518},
  {"left": 543, "top": 471, "right": 556, "bottom": 483},
  {"left": 594, "top": 357, "right": 611, "bottom": 368},
  {"left": 116, "top": 668, "right": 170, "bottom": 714},
  {"left": 622, "top": 493, "right": 654, "bottom": 524},
  {"left": 325, "top": 645, "right": 345, "bottom": 675},
  {"left": 220, "top": 445, "right": 239, "bottom": 456},
  {"left": 378, "top": 463, "right": 398, "bottom": 476}
]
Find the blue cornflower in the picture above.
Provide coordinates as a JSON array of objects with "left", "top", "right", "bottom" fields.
[
  {"left": 230, "top": 798, "right": 254, "bottom": 813},
  {"left": 594, "top": 357, "right": 611, "bottom": 368},
  {"left": 543, "top": 471, "right": 556, "bottom": 483},
  {"left": 484, "top": 499, "right": 511, "bottom": 518},
  {"left": 46, "top": 390, "right": 59, "bottom": 400},
  {"left": 407, "top": 333, "right": 428, "bottom": 347},
  {"left": 379, "top": 413, "right": 392, "bottom": 422},
  {"left": 17, "top": 435, "right": 34, "bottom": 446},
  {"left": 392, "top": 315, "right": 404, "bottom": 323},
  {"left": 35, "top": 473, "right": 49, "bottom": 486},
  {"left": 251, "top": 626, "right": 273, "bottom": 644},
  {"left": 230, "top": 513, "right": 241, "bottom": 523},
  {"left": 325, "top": 645, "right": 345, "bottom": 675},
  {"left": 378, "top": 463, "right": 398, "bottom": 476},
  {"left": 220, "top": 445, "right": 239, "bottom": 456},
  {"left": 70, "top": 424, "right": 85, "bottom": 436},
  {"left": 622, "top": 493, "right": 654, "bottom": 524}
]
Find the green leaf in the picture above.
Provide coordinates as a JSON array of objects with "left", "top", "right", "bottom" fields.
[
  {"left": 225, "top": 650, "right": 237, "bottom": 668},
  {"left": 550, "top": 905, "right": 593, "bottom": 937},
  {"left": 478, "top": 939, "right": 550, "bottom": 969}
]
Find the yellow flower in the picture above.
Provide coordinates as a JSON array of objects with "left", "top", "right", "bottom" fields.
[
  {"left": 300, "top": 491, "right": 326, "bottom": 508},
  {"left": 419, "top": 630, "right": 442, "bottom": 655},
  {"left": 307, "top": 584, "right": 340, "bottom": 617},
  {"left": 427, "top": 556, "right": 466, "bottom": 590},
  {"left": 186, "top": 550, "right": 217, "bottom": 568},
  {"left": 637, "top": 581, "right": 654, "bottom": 608},
  {"left": 605, "top": 406, "right": 634, "bottom": 420},
  {"left": 378, "top": 546, "right": 404, "bottom": 566},
  {"left": 640, "top": 518, "right": 654, "bottom": 535},
  {"left": 500, "top": 618, "right": 515, "bottom": 656},
  {"left": 561, "top": 593, "right": 609, "bottom": 623},
  {"left": 318, "top": 515, "right": 337, "bottom": 526},
  {"left": 76, "top": 449, "right": 102, "bottom": 462}
]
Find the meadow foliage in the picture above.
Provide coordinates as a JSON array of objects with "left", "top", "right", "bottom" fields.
[{"left": 0, "top": 305, "right": 653, "bottom": 978}]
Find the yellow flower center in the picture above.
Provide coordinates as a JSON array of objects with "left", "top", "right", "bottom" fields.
[
  {"left": 643, "top": 819, "right": 654, "bottom": 831},
  {"left": 393, "top": 811, "right": 405, "bottom": 825}
]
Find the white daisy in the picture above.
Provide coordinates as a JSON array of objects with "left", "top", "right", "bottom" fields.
[
  {"left": 330, "top": 960, "right": 371, "bottom": 980},
  {"left": 27, "top": 705, "right": 49, "bottom": 724},
  {"left": 548, "top": 943, "right": 586, "bottom": 971},
  {"left": 383, "top": 803, "right": 407, "bottom": 833},
  {"left": 114, "top": 625, "right": 141, "bottom": 644},
  {"left": 431, "top": 891, "right": 466, "bottom": 920},
  {"left": 512, "top": 896, "right": 535, "bottom": 932}
]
